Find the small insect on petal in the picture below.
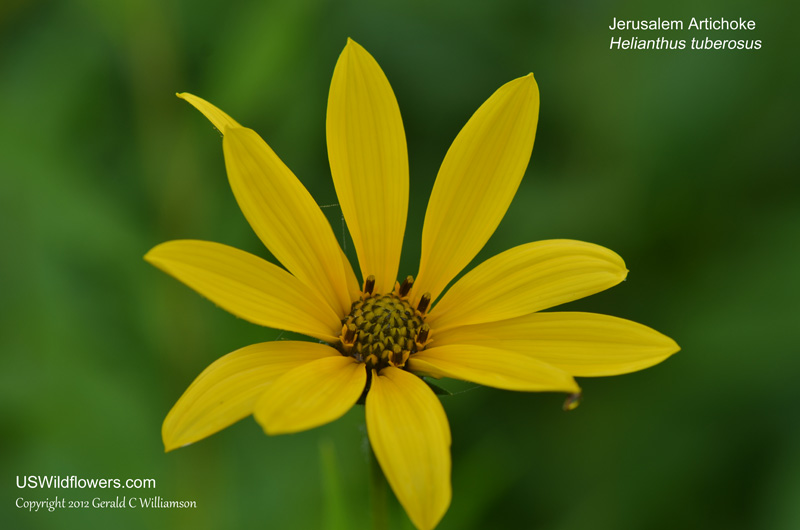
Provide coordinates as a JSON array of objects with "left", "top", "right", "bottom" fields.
[{"left": 562, "top": 391, "right": 582, "bottom": 411}]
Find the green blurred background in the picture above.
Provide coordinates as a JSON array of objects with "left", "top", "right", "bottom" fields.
[{"left": 2, "top": 0, "right": 798, "bottom": 528}]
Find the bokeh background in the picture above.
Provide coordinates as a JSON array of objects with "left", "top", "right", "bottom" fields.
[{"left": 2, "top": 0, "right": 798, "bottom": 529}]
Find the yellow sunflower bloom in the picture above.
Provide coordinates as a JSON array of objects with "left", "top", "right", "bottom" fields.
[{"left": 145, "top": 38, "right": 679, "bottom": 530}]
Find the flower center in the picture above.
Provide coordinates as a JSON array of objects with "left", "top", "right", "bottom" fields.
[{"left": 338, "top": 275, "right": 431, "bottom": 371}]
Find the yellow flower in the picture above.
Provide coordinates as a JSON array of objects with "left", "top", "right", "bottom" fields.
[{"left": 145, "top": 39, "right": 679, "bottom": 530}]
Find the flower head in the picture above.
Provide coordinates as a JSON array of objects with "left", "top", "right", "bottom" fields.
[{"left": 145, "top": 39, "right": 678, "bottom": 530}]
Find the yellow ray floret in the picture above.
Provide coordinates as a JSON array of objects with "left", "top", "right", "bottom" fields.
[
  {"left": 433, "top": 312, "right": 680, "bottom": 377},
  {"left": 411, "top": 73, "right": 540, "bottom": 307},
  {"left": 145, "top": 240, "right": 341, "bottom": 341},
  {"left": 327, "top": 38, "right": 409, "bottom": 295},
  {"left": 366, "top": 368, "right": 451, "bottom": 530},
  {"left": 162, "top": 342, "right": 337, "bottom": 451}
]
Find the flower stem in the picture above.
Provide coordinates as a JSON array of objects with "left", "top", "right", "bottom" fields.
[{"left": 369, "top": 444, "right": 389, "bottom": 530}]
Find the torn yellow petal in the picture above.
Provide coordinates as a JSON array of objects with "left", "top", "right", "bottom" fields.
[
  {"left": 327, "top": 39, "right": 408, "bottom": 295},
  {"left": 426, "top": 240, "right": 627, "bottom": 332},
  {"left": 145, "top": 240, "right": 341, "bottom": 342},
  {"left": 223, "top": 126, "right": 353, "bottom": 316},
  {"left": 411, "top": 74, "right": 539, "bottom": 306},
  {"left": 434, "top": 312, "right": 680, "bottom": 377},
  {"left": 409, "top": 345, "right": 579, "bottom": 393},
  {"left": 367, "top": 367, "right": 451, "bottom": 530},
  {"left": 177, "top": 92, "right": 241, "bottom": 133},
  {"left": 254, "top": 356, "right": 366, "bottom": 435},
  {"left": 162, "top": 341, "right": 336, "bottom": 452}
]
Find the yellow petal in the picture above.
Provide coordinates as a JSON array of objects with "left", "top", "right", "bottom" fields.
[
  {"left": 177, "top": 92, "right": 241, "bottom": 133},
  {"left": 145, "top": 240, "right": 341, "bottom": 342},
  {"left": 434, "top": 312, "right": 680, "bottom": 377},
  {"left": 408, "top": 345, "right": 579, "bottom": 393},
  {"left": 410, "top": 74, "right": 540, "bottom": 306},
  {"left": 426, "top": 240, "right": 627, "bottom": 332},
  {"left": 223, "top": 126, "right": 355, "bottom": 316},
  {"left": 177, "top": 94, "right": 358, "bottom": 314},
  {"left": 162, "top": 341, "right": 336, "bottom": 452},
  {"left": 327, "top": 39, "right": 408, "bottom": 294},
  {"left": 366, "top": 367, "right": 451, "bottom": 530},
  {"left": 254, "top": 356, "right": 366, "bottom": 435}
]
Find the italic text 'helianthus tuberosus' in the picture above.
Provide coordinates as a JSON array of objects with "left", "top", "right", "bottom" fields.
[{"left": 145, "top": 38, "right": 679, "bottom": 530}]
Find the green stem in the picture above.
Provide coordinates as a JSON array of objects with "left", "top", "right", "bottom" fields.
[{"left": 369, "top": 444, "right": 389, "bottom": 530}]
